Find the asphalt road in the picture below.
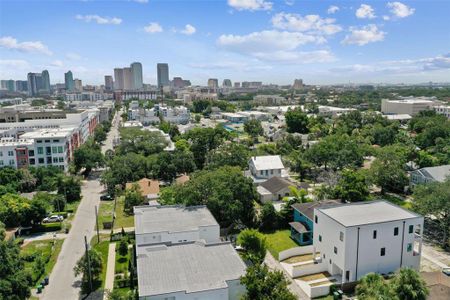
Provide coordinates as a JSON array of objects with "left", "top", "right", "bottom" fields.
[{"left": 42, "top": 112, "right": 120, "bottom": 300}]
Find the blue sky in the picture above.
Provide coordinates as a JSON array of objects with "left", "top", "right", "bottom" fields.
[{"left": 1, "top": 0, "right": 449, "bottom": 85}]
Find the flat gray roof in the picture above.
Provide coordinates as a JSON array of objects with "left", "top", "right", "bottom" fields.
[
  {"left": 417, "top": 164, "right": 450, "bottom": 182},
  {"left": 317, "top": 201, "right": 421, "bottom": 227},
  {"left": 134, "top": 205, "right": 218, "bottom": 235},
  {"left": 137, "top": 242, "right": 246, "bottom": 297}
]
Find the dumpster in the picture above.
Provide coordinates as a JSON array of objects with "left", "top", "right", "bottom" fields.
[
  {"left": 41, "top": 280, "right": 46, "bottom": 288},
  {"left": 44, "top": 277, "right": 49, "bottom": 285},
  {"left": 37, "top": 285, "right": 43, "bottom": 294}
]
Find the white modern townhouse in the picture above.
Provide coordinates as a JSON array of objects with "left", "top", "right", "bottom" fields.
[
  {"left": 313, "top": 201, "right": 423, "bottom": 282},
  {"left": 134, "top": 205, "right": 247, "bottom": 300},
  {"left": 279, "top": 201, "right": 424, "bottom": 298}
]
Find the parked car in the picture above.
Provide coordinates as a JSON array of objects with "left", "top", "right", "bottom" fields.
[
  {"left": 42, "top": 215, "right": 63, "bottom": 223},
  {"left": 100, "top": 194, "right": 113, "bottom": 201},
  {"left": 443, "top": 267, "right": 450, "bottom": 276}
]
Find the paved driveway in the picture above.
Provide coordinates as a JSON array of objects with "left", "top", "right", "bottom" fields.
[{"left": 42, "top": 112, "right": 120, "bottom": 300}]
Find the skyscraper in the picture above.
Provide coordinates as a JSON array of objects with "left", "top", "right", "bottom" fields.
[
  {"left": 105, "top": 75, "right": 114, "bottom": 91},
  {"left": 74, "top": 79, "right": 82, "bottom": 92},
  {"left": 27, "top": 72, "right": 44, "bottom": 96},
  {"left": 293, "top": 79, "right": 304, "bottom": 89},
  {"left": 131, "top": 62, "right": 143, "bottom": 90},
  {"left": 41, "top": 70, "right": 50, "bottom": 93},
  {"left": 114, "top": 68, "right": 124, "bottom": 90},
  {"left": 64, "top": 71, "right": 74, "bottom": 91},
  {"left": 15, "top": 80, "right": 28, "bottom": 92},
  {"left": 208, "top": 78, "right": 218, "bottom": 89},
  {"left": 123, "top": 67, "right": 132, "bottom": 90},
  {"left": 222, "top": 79, "right": 232, "bottom": 87},
  {"left": 157, "top": 63, "right": 169, "bottom": 87}
]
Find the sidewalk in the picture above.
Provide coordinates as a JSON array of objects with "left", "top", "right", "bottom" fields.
[{"left": 103, "top": 243, "right": 117, "bottom": 300}]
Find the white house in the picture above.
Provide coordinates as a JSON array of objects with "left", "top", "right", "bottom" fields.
[
  {"left": 313, "top": 201, "right": 423, "bottom": 283},
  {"left": 134, "top": 205, "right": 247, "bottom": 300},
  {"left": 134, "top": 205, "right": 220, "bottom": 246},
  {"left": 136, "top": 241, "right": 246, "bottom": 300},
  {"left": 247, "top": 155, "right": 288, "bottom": 184}
]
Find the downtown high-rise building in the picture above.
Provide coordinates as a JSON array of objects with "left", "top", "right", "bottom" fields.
[
  {"left": 123, "top": 67, "right": 132, "bottom": 90},
  {"left": 222, "top": 79, "right": 232, "bottom": 87},
  {"left": 64, "top": 71, "right": 74, "bottom": 91},
  {"left": 15, "top": 80, "right": 28, "bottom": 92},
  {"left": 74, "top": 79, "right": 82, "bottom": 92},
  {"left": 157, "top": 63, "right": 169, "bottom": 87},
  {"left": 27, "top": 70, "right": 50, "bottom": 96},
  {"left": 41, "top": 70, "right": 51, "bottom": 93},
  {"left": 208, "top": 78, "right": 218, "bottom": 89},
  {"left": 114, "top": 68, "right": 124, "bottom": 90},
  {"left": 293, "top": 79, "right": 304, "bottom": 89},
  {"left": 131, "top": 62, "right": 143, "bottom": 90},
  {"left": 105, "top": 75, "right": 114, "bottom": 91}
]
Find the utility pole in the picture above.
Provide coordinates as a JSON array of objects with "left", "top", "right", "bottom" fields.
[
  {"left": 84, "top": 236, "right": 93, "bottom": 294},
  {"left": 95, "top": 205, "right": 100, "bottom": 243}
]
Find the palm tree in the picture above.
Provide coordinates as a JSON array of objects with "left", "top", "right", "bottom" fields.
[
  {"left": 288, "top": 186, "right": 309, "bottom": 203},
  {"left": 356, "top": 273, "right": 396, "bottom": 300},
  {"left": 392, "top": 268, "right": 428, "bottom": 300}
]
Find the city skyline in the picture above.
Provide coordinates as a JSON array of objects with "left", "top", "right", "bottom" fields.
[{"left": 1, "top": 0, "right": 450, "bottom": 85}]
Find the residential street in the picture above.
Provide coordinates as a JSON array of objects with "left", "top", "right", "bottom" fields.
[{"left": 42, "top": 112, "right": 120, "bottom": 300}]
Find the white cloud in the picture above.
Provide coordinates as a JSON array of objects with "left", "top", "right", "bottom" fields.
[
  {"left": 355, "top": 4, "right": 376, "bottom": 19},
  {"left": 133, "top": 0, "right": 148, "bottom": 3},
  {"left": 0, "top": 59, "right": 29, "bottom": 69},
  {"left": 387, "top": 2, "right": 415, "bottom": 18},
  {"left": 342, "top": 24, "right": 385, "bottom": 46},
  {"left": 217, "top": 30, "right": 333, "bottom": 64},
  {"left": 382, "top": 15, "right": 391, "bottom": 21},
  {"left": 227, "top": 0, "right": 272, "bottom": 11},
  {"left": 66, "top": 52, "right": 82, "bottom": 60},
  {"left": 144, "top": 22, "right": 163, "bottom": 33},
  {"left": 285, "top": 0, "right": 295, "bottom": 6},
  {"left": 50, "top": 60, "right": 64, "bottom": 67},
  {"left": 271, "top": 12, "right": 342, "bottom": 35},
  {"left": 330, "top": 53, "right": 450, "bottom": 75},
  {"left": 75, "top": 14, "right": 122, "bottom": 25},
  {"left": 0, "top": 36, "right": 52, "bottom": 55},
  {"left": 327, "top": 5, "right": 339, "bottom": 14},
  {"left": 253, "top": 50, "right": 335, "bottom": 63},
  {"left": 218, "top": 30, "right": 325, "bottom": 53},
  {"left": 180, "top": 24, "right": 196, "bottom": 35}
]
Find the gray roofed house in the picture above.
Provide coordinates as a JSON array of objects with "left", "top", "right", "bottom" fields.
[
  {"left": 292, "top": 200, "right": 340, "bottom": 222},
  {"left": 317, "top": 200, "right": 421, "bottom": 227},
  {"left": 136, "top": 241, "right": 246, "bottom": 299},
  {"left": 134, "top": 205, "right": 220, "bottom": 246},
  {"left": 247, "top": 155, "right": 289, "bottom": 184},
  {"left": 410, "top": 164, "right": 450, "bottom": 186}
]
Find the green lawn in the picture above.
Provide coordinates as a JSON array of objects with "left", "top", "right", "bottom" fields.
[
  {"left": 98, "top": 200, "right": 114, "bottom": 228},
  {"left": 21, "top": 239, "right": 64, "bottom": 286},
  {"left": 90, "top": 235, "right": 110, "bottom": 289},
  {"left": 374, "top": 194, "right": 413, "bottom": 210},
  {"left": 262, "top": 229, "right": 299, "bottom": 260},
  {"left": 114, "top": 196, "right": 135, "bottom": 229}
]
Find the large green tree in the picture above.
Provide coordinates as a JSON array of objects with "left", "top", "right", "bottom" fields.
[
  {"left": 117, "top": 127, "right": 168, "bottom": 156},
  {"left": 0, "top": 239, "right": 31, "bottom": 300},
  {"left": 241, "top": 264, "right": 296, "bottom": 300},
  {"left": 285, "top": 108, "right": 309, "bottom": 134},
  {"left": 370, "top": 146, "right": 408, "bottom": 194},
  {"left": 73, "top": 140, "right": 104, "bottom": 175},
  {"left": 244, "top": 119, "right": 264, "bottom": 141},
  {"left": 159, "top": 166, "right": 256, "bottom": 227},
  {"left": 206, "top": 143, "right": 250, "bottom": 170},
  {"left": 412, "top": 179, "right": 450, "bottom": 249},
  {"left": 237, "top": 229, "right": 267, "bottom": 263},
  {"left": 335, "top": 169, "right": 369, "bottom": 202},
  {"left": 57, "top": 176, "right": 82, "bottom": 202}
]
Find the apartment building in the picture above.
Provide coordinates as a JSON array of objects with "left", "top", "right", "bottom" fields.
[
  {"left": 0, "top": 127, "right": 78, "bottom": 171},
  {"left": 128, "top": 104, "right": 190, "bottom": 125},
  {"left": 434, "top": 105, "right": 450, "bottom": 118}
]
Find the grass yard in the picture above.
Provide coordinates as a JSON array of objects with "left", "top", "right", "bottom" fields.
[
  {"left": 21, "top": 239, "right": 64, "bottom": 286},
  {"left": 375, "top": 194, "right": 413, "bottom": 210},
  {"left": 114, "top": 196, "right": 135, "bottom": 229},
  {"left": 90, "top": 235, "right": 110, "bottom": 289},
  {"left": 262, "top": 229, "right": 299, "bottom": 260},
  {"left": 98, "top": 200, "right": 114, "bottom": 228},
  {"left": 115, "top": 246, "right": 131, "bottom": 275}
]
